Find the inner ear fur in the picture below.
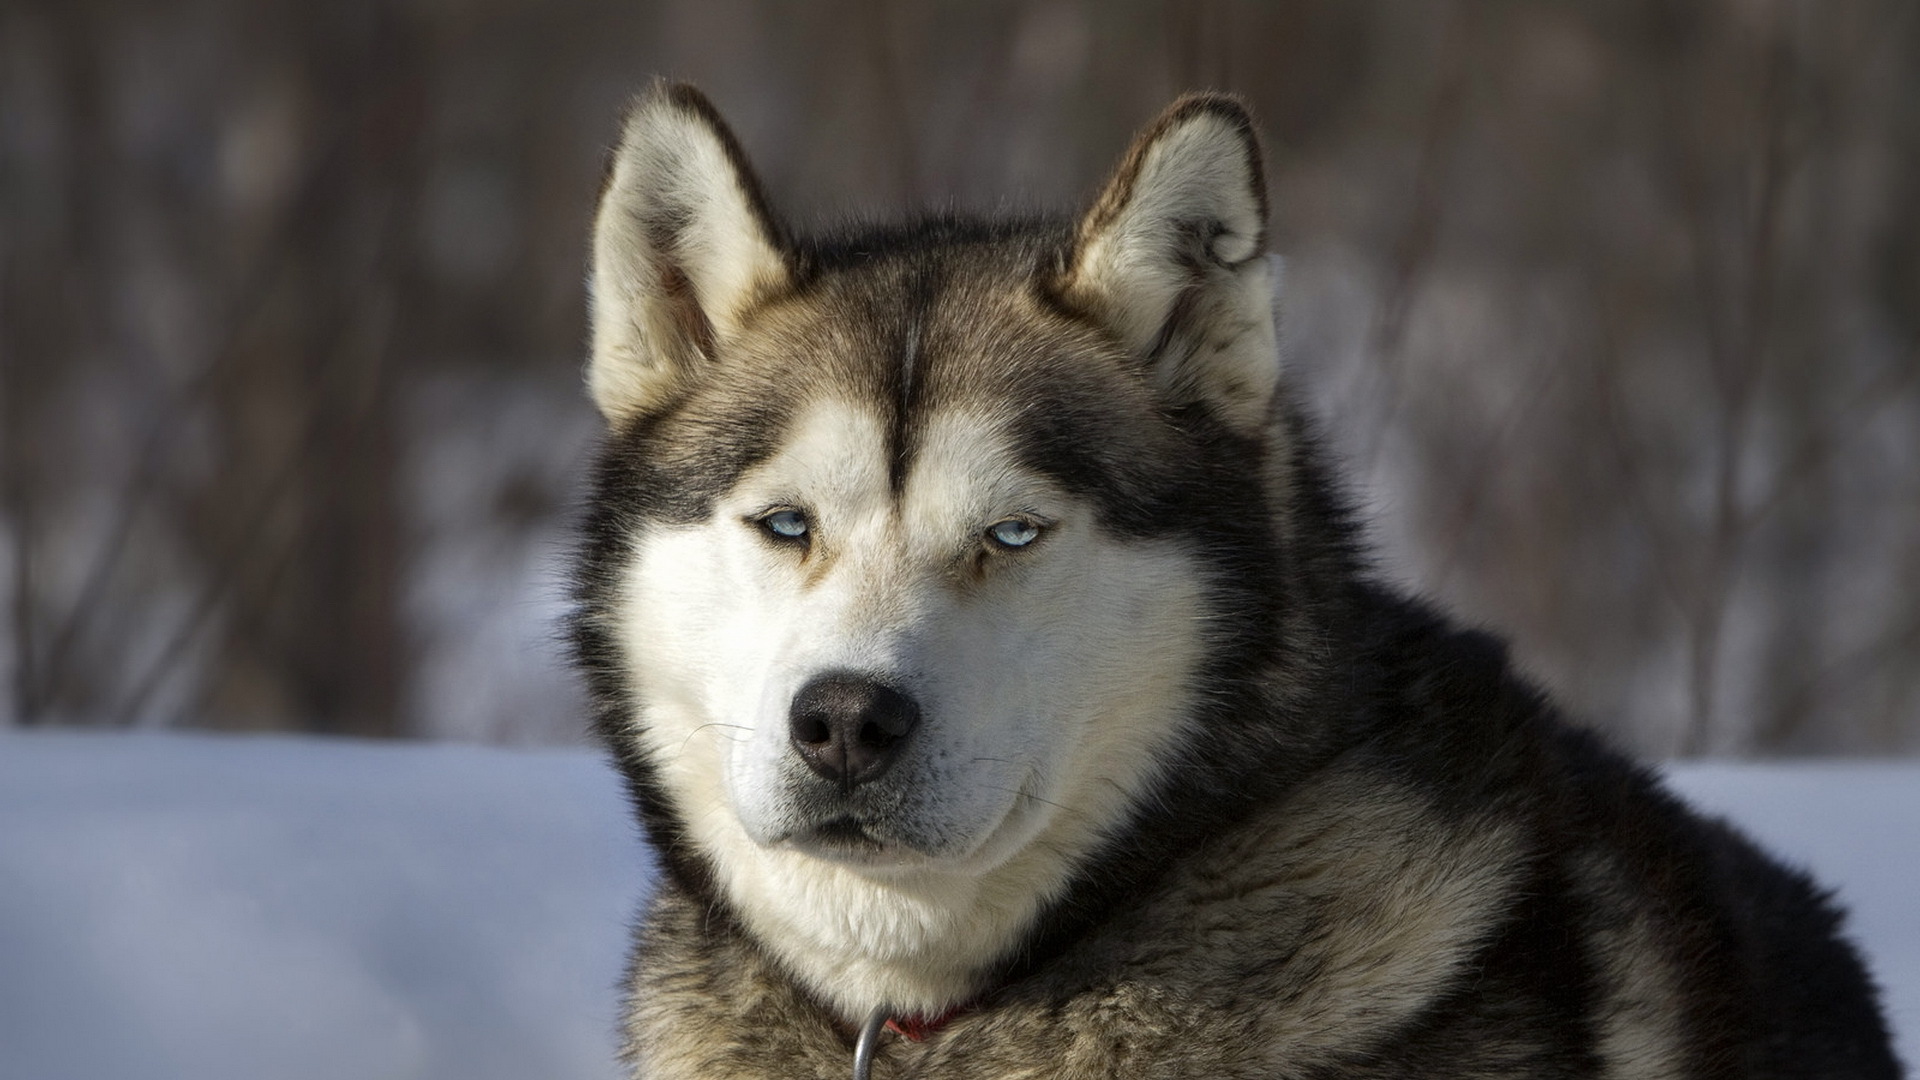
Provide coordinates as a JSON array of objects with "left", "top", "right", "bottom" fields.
[
  {"left": 588, "top": 82, "right": 789, "bottom": 423},
  {"left": 1054, "top": 93, "right": 1280, "bottom": 433}
]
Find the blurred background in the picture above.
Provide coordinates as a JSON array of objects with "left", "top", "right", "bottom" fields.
[{"left": 2, "top": 0, "right": 1915, "bottom": 757}]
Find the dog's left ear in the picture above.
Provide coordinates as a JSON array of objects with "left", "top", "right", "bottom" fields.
[{"left": 1054, "top": 94, "right": 1279, "bottom": 433}]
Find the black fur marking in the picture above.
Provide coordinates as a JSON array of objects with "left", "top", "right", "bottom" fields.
[{"left": 885, "top": 262, "right": 940, "bottom": 496}]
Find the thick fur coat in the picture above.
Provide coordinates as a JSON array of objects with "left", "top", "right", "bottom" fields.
[{"left": 569, "top": 84, "right": 1902, "bottom": 1079}]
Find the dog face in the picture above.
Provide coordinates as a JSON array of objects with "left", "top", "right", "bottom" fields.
[
  {"left": 616, "top": 282, "right": 1211, "bottom": 879},
  {"left": 575, "top": 84, "right": 1282, "bottom": 1017}
]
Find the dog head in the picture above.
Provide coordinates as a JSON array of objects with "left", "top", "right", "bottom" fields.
[{"left": 574, "top": 84, "right": 1286, "bottom": 1016}]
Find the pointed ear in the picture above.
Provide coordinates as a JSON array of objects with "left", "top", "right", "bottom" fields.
[
  {"left": 1054, "top": 94, "right": 1280, "bottom": 432},
  {"left": 588, "top": 83, "right": 789, "bottom": 423}
]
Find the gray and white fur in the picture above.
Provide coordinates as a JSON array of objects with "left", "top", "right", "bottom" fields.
[{"left": 569, "top": 83, "right": 1903, "bottom": 1079}]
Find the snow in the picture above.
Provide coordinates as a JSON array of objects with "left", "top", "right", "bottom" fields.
[
  {"left": 0, "top": 733, "right": 651, "bottom": 1080},
  {"left": 0, "top": 732, "right": 1912, "bottom": 1079}
]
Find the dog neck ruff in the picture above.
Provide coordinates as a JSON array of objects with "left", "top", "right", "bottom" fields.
[{"left": 851, "top": 1003, "right": 968, "bottom": 1079}]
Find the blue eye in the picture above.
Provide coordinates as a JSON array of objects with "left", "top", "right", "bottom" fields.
[
  {"left": 986, "top": 518, "right": 1041, "bottom": 549},
  {"left": 761, "top": 509, "right": 810, "bottom": 541}
]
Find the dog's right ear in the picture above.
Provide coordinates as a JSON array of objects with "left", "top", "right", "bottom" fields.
[
  {"left": 588, "top": 83, "right": 788, "bottom": 423},
  {"left": 1053, "top": 94, "right": 1278, "bottom": 434}
]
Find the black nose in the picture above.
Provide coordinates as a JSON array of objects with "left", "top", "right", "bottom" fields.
[{"left": 788, "top": 674, "right": 920, "bottom": 788}]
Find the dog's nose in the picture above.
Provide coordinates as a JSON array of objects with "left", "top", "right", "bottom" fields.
[{"left": 788, "top": 674, "right": 920, "bottom": 788}]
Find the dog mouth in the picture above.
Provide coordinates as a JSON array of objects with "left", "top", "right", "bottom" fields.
[
  {"left": 811, "top": 816, "right": 881, "bottom": 845},
  {"left": 784, "top": 815, "right": 926, "bottom": 866},
  {"left": 744, "top": 756, "right": 1052, "bottom": 871},
  {"left": 794, "top": 815, "right": 885, "bottom": 849}
]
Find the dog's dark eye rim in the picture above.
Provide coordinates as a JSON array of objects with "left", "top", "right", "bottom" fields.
[
  {"left": 985, "top": 516, "right": 1046, "bottom": 550},
  {"left": 752, "top": 507, "right": 811, "bottom": 543}
]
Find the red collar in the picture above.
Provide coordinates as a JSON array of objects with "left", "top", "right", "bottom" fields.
[
  {"left": 882, "top": 1004, "right": 969, "bottom": 1042},
  {"left": 851, "top": 1003, "right": 972, "bottom": 1080}
]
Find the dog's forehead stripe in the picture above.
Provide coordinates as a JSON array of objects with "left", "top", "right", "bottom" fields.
[{"left": 885, "top": 263, "right": 937, "bottom": 497}]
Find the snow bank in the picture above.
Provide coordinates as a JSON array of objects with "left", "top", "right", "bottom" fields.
[
  {"left": 0, "top": 733, "right": 649, "bottom": 1080},
  {"left": 0, "top": 732, "right": 1912, "bottom": 1079}
]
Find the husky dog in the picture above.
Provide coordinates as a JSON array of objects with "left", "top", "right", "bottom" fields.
[{"left": 569, "top": 83, "right": 1901, "bottom": 1079}]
